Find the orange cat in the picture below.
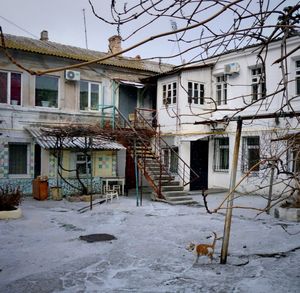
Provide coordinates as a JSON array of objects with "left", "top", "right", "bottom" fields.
[{"left": 186, "top": 232, "right": 219, "bottom": 263}]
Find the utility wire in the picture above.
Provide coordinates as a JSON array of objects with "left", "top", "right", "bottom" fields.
[{"left": 0, "top": 14, "right": 39, "bottom": 39}]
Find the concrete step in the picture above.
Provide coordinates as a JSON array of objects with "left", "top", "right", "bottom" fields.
[
  {"left": 153, "top": 175, "right": 174, "bottom": 180},
  {"left": 162, "top": 191, "right": 188, "bottom": 197},
  {"left": 165, "top": 195, "right": 195, "bottom": 202},
  {"left": 167, "top": 199, "right": 197, "bottom": 205},
  {"left": 161, "top": 185, "right": 184, "bottom": 192}
]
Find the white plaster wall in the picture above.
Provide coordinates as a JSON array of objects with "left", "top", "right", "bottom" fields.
[{"left": 157, "top": 36, "right": 300, "bottom": 195}]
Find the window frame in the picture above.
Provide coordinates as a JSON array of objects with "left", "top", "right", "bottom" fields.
[
  {"left": 242, "top": 136, "right": 260, "bottom": 173},
  {"left": 213, "top": 137, "right": 229, "bottom": 172},
  {"left": 8, "top": 143, "right": 30, "bottom": 176},
  {"left": 163, "top": 147, "right": 179, "bottom": 174},
  {"left": 251, "top": 67, "right": 266, "bottom": 102},
  {"left": 216, "top": 75, "right": 227, "bottom": 105},
  {"left": 79, "top": 80, "right": 102, "bottom": 111},
  {"left": 295, "top": 60, "right": 300, "bottom": 95},
  {"left": 35, "top": 75, "right": 59, "bottom": 108},
  {"left": 188, "top": 81, "right": 205, "bottom": 105},
  {"left": 0, "top": 70, "right": 22, "bottom": 106},
  {"left": 162, "top": 82, "right": 177, "bottom": 106},
  {"left": 76, "top": 152, "right": 92, "bottom": 176}
]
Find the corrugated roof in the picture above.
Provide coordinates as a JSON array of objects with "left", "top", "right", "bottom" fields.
[
  {"left": 1, "top": 34, "right": 173, "bottom": 74},
  {"left": 26, "top": 127, "right": 125, "bottom": 150}
]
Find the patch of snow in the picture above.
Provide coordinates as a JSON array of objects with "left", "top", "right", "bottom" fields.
[{"left": 0, "top": 192, "right": 300, "bottom": 292}]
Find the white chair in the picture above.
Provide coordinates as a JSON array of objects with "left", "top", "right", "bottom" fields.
[
  {"left": 113, "top": 185, "right": 121, "bottom": 195},
  {"left": 105, "top": 190, "right": 119, "bottom": 203}
]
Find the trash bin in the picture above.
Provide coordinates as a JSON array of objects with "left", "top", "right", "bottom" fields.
[{"left": 32, "top": 176, "right": 48, "bottom": 200}]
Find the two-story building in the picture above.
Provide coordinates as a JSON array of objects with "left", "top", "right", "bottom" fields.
[
  {"left": 155, "top": 35, "right": 300, "bottom": 196},
  {"left": 0, "top": 31, "right": 171, "bottom": 195}
]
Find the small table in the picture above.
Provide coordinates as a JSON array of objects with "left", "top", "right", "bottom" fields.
[{"left": 102, "top": 177, "right": 125, "bottom": 195}]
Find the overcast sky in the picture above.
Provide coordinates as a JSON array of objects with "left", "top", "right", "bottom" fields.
[
  {"left": 0, "top": 0, "right": 299, "bottom": 65},
  {"left": 0, "top": 0, "right": 181, "bottom": 62}
]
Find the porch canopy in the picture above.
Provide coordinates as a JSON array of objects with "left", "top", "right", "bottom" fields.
[{"left": 25, "top": 126, "right": 125, "bottom": 150}]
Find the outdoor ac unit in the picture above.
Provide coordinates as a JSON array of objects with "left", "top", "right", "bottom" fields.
[
  {"left": 65, "top": 70, "right": 80, "bottom": 81},
  {"left": 224, "top": 63, "right": 240, "bottom": 75}
]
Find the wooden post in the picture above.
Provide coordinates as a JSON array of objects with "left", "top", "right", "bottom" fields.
[
  {"left": 266, "top": 160, "right": 275, "bottom": 214},
  {"left": 134, "top": 139, "right": 139, "bottom": 206},
  {"left": 220, "top": 118, "right": 242, "bottom": 264}
]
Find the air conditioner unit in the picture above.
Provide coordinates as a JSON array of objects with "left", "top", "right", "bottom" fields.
[
  {"left": 224, "top": 63, "right": 240, "bottom": 75},
  {"left": 65, "top": 70, "right": 80, "bottom": 81}
]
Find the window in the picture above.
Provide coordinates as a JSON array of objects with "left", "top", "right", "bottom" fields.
[
  {"left": 8, "top": 143, "right": 28, "bottom": 174},
  {"left": 242, "top": 136, "right": 260, "bottom": 172},
  {"left": 170, "top": 147, "right": 179, "bottom": 173},
  {"left": 163, "top": 147, "right": 178, "bottom": 174},
  {"left": 35, "top": 75, "right": 59, "bottom": 107},
  {"left": 80, "top": 81, "right": 102, "bottom": 111},
  {"left": 216, "top": 75, "right": 227, "bottom": 105},
  {"left": 162, "top": 82, "right": 177, "bottom": 105},
  {"left": 296, "top": 60, "right": 300, "bottom": 95},
  {"left": 0, "top": 71, "right": 21, "bottom": 105},
  {"left": 188, "top": 81, "right": 204, "bottom": 105},
  {"left": 76, "top": 153, "right": 91, "bottom": 175},
  {"left": 214, "top": 138, "right": 229, "bottom": 171},
  {"left": 251, "top": 67, "right": 266, "bottom": 102}
]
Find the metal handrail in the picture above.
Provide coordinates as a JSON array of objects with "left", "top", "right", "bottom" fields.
[
  {"left": 111, "top": 107, "right": 172, "bottom": 198},
  {"left": 135, "top": 108, "right": 199, "bottom": 186}
]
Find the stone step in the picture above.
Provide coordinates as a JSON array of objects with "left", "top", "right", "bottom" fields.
[
  {"left": 165, "top": 195, "right": 195, "bottom": 202},
  {"left": 162, "top": 191, "right": 188, "bottom": 197},
  {"left": 161, "top": 185, "right": 184, "bottom": 192},
  {"left": 167, "top": 199, "right": 197, "bottom": 205},
  {"left": 153, "top": 175, "right": 174, "bottom": 180}
]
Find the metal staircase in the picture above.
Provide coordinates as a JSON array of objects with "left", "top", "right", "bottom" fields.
[{"left": 104, "top": 107, "right": 199, "bottom": 205}]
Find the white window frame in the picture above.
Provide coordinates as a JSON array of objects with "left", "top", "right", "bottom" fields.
[
  {"left": 242, "top": 136, "right": 260, "bottom": 173},
  {"left": 214, "top": 137, "right": 229, "bottom": 172},
  {"left": 162, "top": 82, "right": 177, "bottom": 106},
  {"left": 216, "top": 75, "right": 227, "bottom": 105},
  {"left": 295, "top": 60, "right": 300, "bottom": 95},
  {"left": 35, "top": 75, "right": 59, "bottom": 108},
  {"left": 76, "top": 152, "right": 91, "bottom": 176},
  {"left": 188, "top": 81, "right": 205, "bottom": 105},
  {"left": 80, "top": 80, "right": 102, "bottom": 111},
  {"left": 251, "top": 67, "right": 266, "bottom": 102},
  {"left": 163, "top": 147, "right": 178, "bottom": 174},
  {"left": 8, "top": 143, "right": 30, "bottom": 176},
  {"left": 0, "top": 70, "right": 22, "bottom": 106}
]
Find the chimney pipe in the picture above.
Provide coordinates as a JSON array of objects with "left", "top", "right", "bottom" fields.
[
  {"left": 108, "top": 35, "right": 122, "bottom": 56},
  {"left": 40, "top": 30, "right": 49, "bottom": 41}
]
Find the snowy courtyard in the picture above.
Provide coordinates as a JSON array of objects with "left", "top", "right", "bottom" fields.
[{"left": 0, "top": 192, "right": 300, "bottom": 293}]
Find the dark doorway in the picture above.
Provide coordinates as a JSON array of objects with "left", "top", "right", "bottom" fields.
[
  {"left": 119, "top": 85, "right": 138, "bottom": 120},
  {"left": 190, "top": 140, "right": 208, "bottom": 190},
  {"left": 125, "top": 151, "right": 136, "bottom": 189},
  {"left": 34, "top": 144, "right": 41, "bottom": 178}
]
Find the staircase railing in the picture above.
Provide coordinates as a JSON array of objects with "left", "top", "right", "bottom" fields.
[
  {"left": 135, "top": 108, "right": 199, "bottom": 187},
  {"left": 111, "top": 107, "right": 171, "bottom": 198}
]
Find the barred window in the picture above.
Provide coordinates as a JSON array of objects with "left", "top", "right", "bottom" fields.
[
  {"left": 242, "top": 136, "right": 260, "bottom": 172},
  {"left": 214, "top": 138, "right": 229, "bottom": 171}
]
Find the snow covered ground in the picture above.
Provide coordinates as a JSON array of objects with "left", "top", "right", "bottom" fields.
[{"left": 0, "top": 192, "right": 300, "bottom": 293}]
